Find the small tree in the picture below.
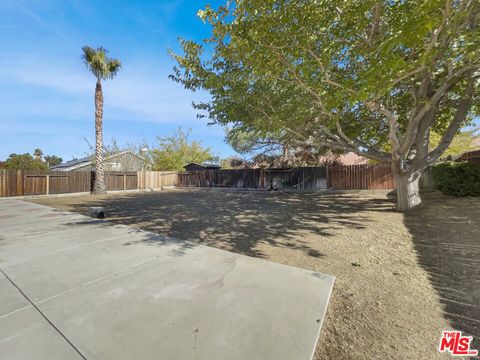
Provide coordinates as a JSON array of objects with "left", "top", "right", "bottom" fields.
[
  {"left": 220, "top": 156, "right": 249, "bottom": 169},
  {"left": 150, "top": 128, "right": 215, "bottom": 171},
  {"left": 44, "top": 155, "right": 63, "bottom": 167},
  {"left": 4, "top": 153, "right": 48, "bottom": 171},
  {"left": 171, "top": 1, "right": 480, "bottom": 211},
  {"left": 82, "top": 46, "right": 121, "bottom": 194}
]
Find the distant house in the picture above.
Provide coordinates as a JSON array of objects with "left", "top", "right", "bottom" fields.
[
  {"left": 183, "top": 163, "right": 221, "bottom": 171},
  {"left": 51, "top": 151, "right": 146, "bottom": 172},
  {"left": 459, "top": 150, "right": 480, "bottom": 166},
  {"left": 317, "top": 152, "right": 369, "bottom": 166}
]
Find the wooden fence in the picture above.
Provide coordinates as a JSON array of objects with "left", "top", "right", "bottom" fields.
[
  {"left": 0, "top": 170, "right": 179, "bottom": 197},
  {"left": 0, "top": 166, "right": 395, "bottom": 197},
  {"left": 138, "top": 171, "right": 178, "bottom": 190},
  {"left": 460, "top": 150, "right": 480, "bottom": 166},
  {"left": 327, "top": 164, "right": 395, "bottom": 190},
  {"left": 177, "top": 164, "right": 395, "bottom": 191},
  {"left": 178, "top": 167, "right": 327, "bottom": 190}
]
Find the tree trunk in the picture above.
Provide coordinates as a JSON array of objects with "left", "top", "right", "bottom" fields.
[
  {"left": 92, "top": 80, "right": 106, "bottom": 194},
  {"left": 393, "top": 169, "right": 422, "bottom": 212}
]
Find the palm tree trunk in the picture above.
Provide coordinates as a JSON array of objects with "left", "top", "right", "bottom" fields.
[{"left": 93, "top": 79, "right": 106, "bottom": 194}]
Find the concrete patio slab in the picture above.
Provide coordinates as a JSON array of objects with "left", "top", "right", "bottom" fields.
[
  {"left": 0, "top": 307, "right": 83, "bottom": 360},
  {"left": 0, "top": 199, "right": 334, "bottom": 360},
  {"left": 0, "top": 276, "right": 29, "bottom": 316}
]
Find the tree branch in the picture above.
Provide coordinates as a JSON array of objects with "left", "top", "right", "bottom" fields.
[
  {"left": 427, "top": 81, "right": 475, "bottom": 164},
  {"left": 365, "top": 101, "right": 402, "bottom": 162},
  {"left": 400, "top": 64, "right": 479, "bottom": 155}
]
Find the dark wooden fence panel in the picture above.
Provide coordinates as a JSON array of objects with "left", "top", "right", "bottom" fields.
[
  {"left": 285, "top": 167, "right": 327, "bottom": 191},
  {"left": 178, "top": 167, "right": 329, "bottom": 191},
  {"left": 460, "top": 150, "right": 480, "bottom": 166},
  {"left": 125, "top": 173, "right": 138, "bottom": 189},
  {"left": 49, "top": 172, "right": 70, "bottom": 194},
  {"left": 24, "top": 173, "right": 48, "bottom": 195},
  {"left": 327, "top": 164, "right": 395, "bottom": 190},
  {"left": 178, "top": 165, "right": 395, "bottom": 191},
  {"left": 68, "top": 172, "right": 92, "bottom": 193},
  {"left": 104, "top": 172, "right": 138, "bottom": 190},
  {"left": 105, "top": 173, "right": 124, "bottom": 190}
]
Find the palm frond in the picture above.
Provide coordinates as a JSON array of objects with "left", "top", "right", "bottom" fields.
[
  {"left": 107, "top": 59, "right": 122, "bottom": 79},
  {"left": 82, "top": 45, "right": 122, "bottom": 81}
]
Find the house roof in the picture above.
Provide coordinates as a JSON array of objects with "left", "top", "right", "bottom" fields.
[
  {"left": 317, "top": 152, "right": 369, "bottom": 165},
  {"left": 50, "top": 156, "right": 91, "bottom": 170},
  {"left": 51, "top": 151, "right": 145, "bottom": 171}
]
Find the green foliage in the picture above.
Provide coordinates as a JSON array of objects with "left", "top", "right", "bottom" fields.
[
  {"left": 171, "top": 0, "right": 479, "bottom": 163},
  {"left": 226, "top": 128, "right": 282, "bottom": 154},
  {"left": 432, "top": 161, "right": 480, "bottom": 196},
  {"left": 44, "top": 155, "right": 63, "bottom": 167},
  {"left": 4, "top": 153, "right": 48, "bottom": 171},
  {"left": 430, "top": 129, "right": 478, "bottom": 159},
  {"left": 33, "top": 148, "right": 43, "bottom": 159},
  {"left": 219, "top": 156, "right": 249, "bottom": 169},
  {"left": 82, "top": 46, "right": 122, "bottom": 81},
  {"left": 150, "top": 128, "right": 215, "bottom": 171}
]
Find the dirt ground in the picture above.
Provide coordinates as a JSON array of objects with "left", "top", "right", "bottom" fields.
[{"left": 30, "top": 189, "right": 479, "bottom": 360}]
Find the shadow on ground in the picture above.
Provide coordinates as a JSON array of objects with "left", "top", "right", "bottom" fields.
[
  {"left": 404, "top": 192, "right": 480, "bottom": 351},
  {"left": 51, "top": 189, "right": 393, "bottom": 259}
]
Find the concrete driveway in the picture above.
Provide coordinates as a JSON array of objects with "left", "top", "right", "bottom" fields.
[{"left": 0, "top": 199, "right": 334, "bottom": 360}]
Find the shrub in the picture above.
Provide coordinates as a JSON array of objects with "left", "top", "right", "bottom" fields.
[{"left": 432, "top": 161, "right": 480, "bottom": 197}]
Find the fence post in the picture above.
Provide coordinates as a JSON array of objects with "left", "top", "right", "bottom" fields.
[
  {"left": 46, "top": 174, "right": 50, "bottom": 195},
  {"left": 18, "top": 170, "right": 24, "bottom": 196},
  {"left": 123, "top": 173, "right": 127, "bottom": 190},
  {"left": 325, "top": 166, "right": 329, "bottom": 189}
]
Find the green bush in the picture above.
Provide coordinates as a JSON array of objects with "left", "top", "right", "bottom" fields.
[{"left": 432, "top": 161, "right": 480, "bottom": 197}]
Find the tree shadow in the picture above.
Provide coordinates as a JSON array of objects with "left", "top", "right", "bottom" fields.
[
  {"left": 404, "top": 192, "right": 480, "bottom": 351},
  {"left": 52, "top": 189, "right": 394, "bottom": 260}
]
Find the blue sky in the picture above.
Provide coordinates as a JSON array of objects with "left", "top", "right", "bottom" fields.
[{"left": 0, "top": 0, "right": 230, "bottom": 161}]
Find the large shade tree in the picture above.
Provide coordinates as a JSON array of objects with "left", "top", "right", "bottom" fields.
[
  {"left": 171, "top": 0, "right": 480, "bottom": 211},
  {"left": 82, "top": 46, "right": 121, "bottom": 193}
]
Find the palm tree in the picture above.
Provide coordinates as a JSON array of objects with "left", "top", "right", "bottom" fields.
[
  {"left": 81, "top": 46, "right": 121, "bottom": 193},
  {"left": 33, "top": 148, "right": 43, "bottom": 161}
]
